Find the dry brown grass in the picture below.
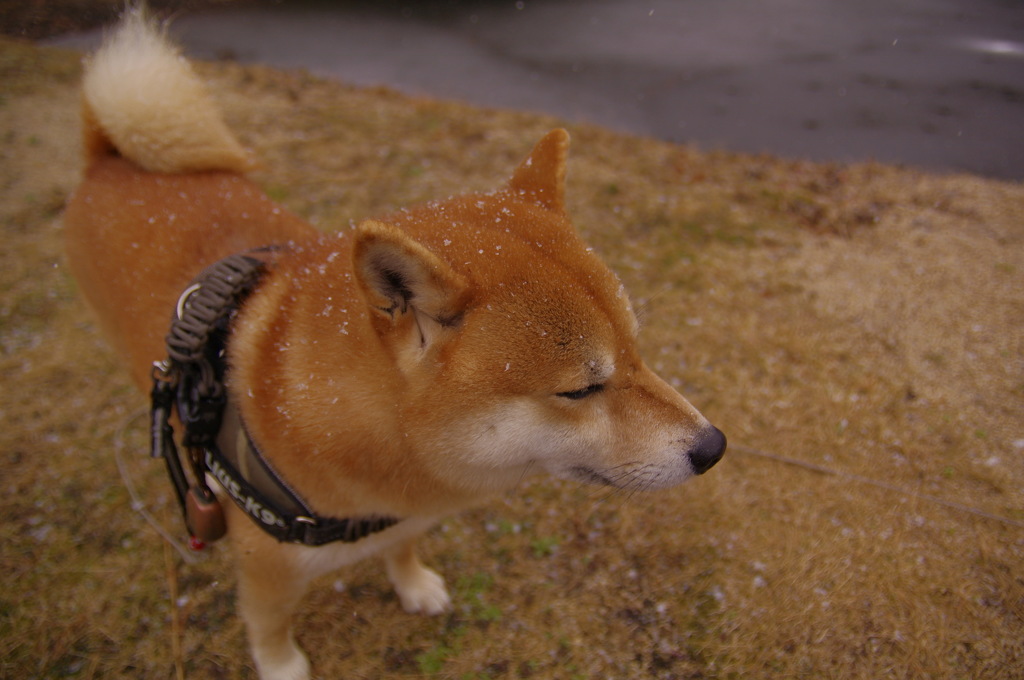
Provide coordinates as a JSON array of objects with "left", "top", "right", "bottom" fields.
[{"left": 1, "top": 37, "right": 1022, "bottom": 679}]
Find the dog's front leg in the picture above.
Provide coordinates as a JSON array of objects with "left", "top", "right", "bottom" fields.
[
  {"left": 383, "top": 537, "right": 452, "bottom": 615},
  {"left": 235, "top": 546, "right": 314, "bottom": 680}
]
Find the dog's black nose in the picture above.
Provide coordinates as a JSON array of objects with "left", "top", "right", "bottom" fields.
[{"left": 689, "top": 426, "right": 726, "bottom": 475}]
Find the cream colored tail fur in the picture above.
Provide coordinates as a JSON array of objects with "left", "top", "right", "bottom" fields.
[{"left": 81, "top": 6, "right": 252, "bottom": 173}]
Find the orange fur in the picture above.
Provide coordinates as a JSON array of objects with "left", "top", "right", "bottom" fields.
[{"left": 65, "top": 10, "right": 725, "bottom": 680}]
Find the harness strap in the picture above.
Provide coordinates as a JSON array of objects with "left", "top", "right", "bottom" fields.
[
  {"left": 150, "top": 249, "right": 402, "bottom": 547},
  {"left": 200, "top": 433, "right": 399, "bottom": 545}
]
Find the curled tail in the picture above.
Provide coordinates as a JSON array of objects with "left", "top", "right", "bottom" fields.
[{"left": 81, "top": 6, "right": 253, "bottom": 173}]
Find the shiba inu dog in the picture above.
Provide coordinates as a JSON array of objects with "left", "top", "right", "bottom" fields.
[{"left": 64, "top": 9, "right": 725, "bottom": 680}]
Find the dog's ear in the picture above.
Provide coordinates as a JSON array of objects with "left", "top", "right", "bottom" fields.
[
  {"left": 353, "top": 220, "right": 472, "bottom": 344},
  {"left": 507, "top": 129, "right": 569, "bottom": 212}
]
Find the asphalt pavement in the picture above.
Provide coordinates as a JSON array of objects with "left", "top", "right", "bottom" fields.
[{"left": 48, "top": 0, "right": 1024, "bottom": 179}]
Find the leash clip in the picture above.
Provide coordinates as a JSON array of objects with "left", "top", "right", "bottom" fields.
[{"left": 151, "top": 359, "right": 175, "bottom": 385}]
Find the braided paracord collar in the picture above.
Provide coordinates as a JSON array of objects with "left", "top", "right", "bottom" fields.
[{"left": 150, "top": 250, "right": 401, "bottom": 547}]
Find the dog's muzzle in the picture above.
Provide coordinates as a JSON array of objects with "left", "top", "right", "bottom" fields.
[{"left": 688, "top": 426, "right": 727, "bottom": 475}]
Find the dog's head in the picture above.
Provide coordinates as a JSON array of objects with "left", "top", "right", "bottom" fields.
[{"left": 353, "top": 130, "right": 725, "bottom": 496}]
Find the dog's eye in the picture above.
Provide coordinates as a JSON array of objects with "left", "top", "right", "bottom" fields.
[{"left": 557, "top": 383, "right": 605, "bottom": 400}]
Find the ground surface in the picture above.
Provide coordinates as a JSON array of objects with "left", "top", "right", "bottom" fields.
[
  {"left": 40, "top": 0, "right": 1024, "bottom": 180},
  {"left": 1, "top": 35, "right": 1022, "bottom": 680}
]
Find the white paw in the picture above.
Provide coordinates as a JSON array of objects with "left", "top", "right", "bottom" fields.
[
  {"left": 252, "top": 640, "right": 310, "bottom": 680},
  {"left": 393, "top": 566, "right": 452, "bottom": 615}
]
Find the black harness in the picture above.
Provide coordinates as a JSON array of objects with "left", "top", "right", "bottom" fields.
[{"left": 150, "top": 252, "right": 400, "bottom": 547}]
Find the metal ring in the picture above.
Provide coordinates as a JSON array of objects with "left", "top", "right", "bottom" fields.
[{"left": 175, "top": 283, "right": 203, "bottom": 320}]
